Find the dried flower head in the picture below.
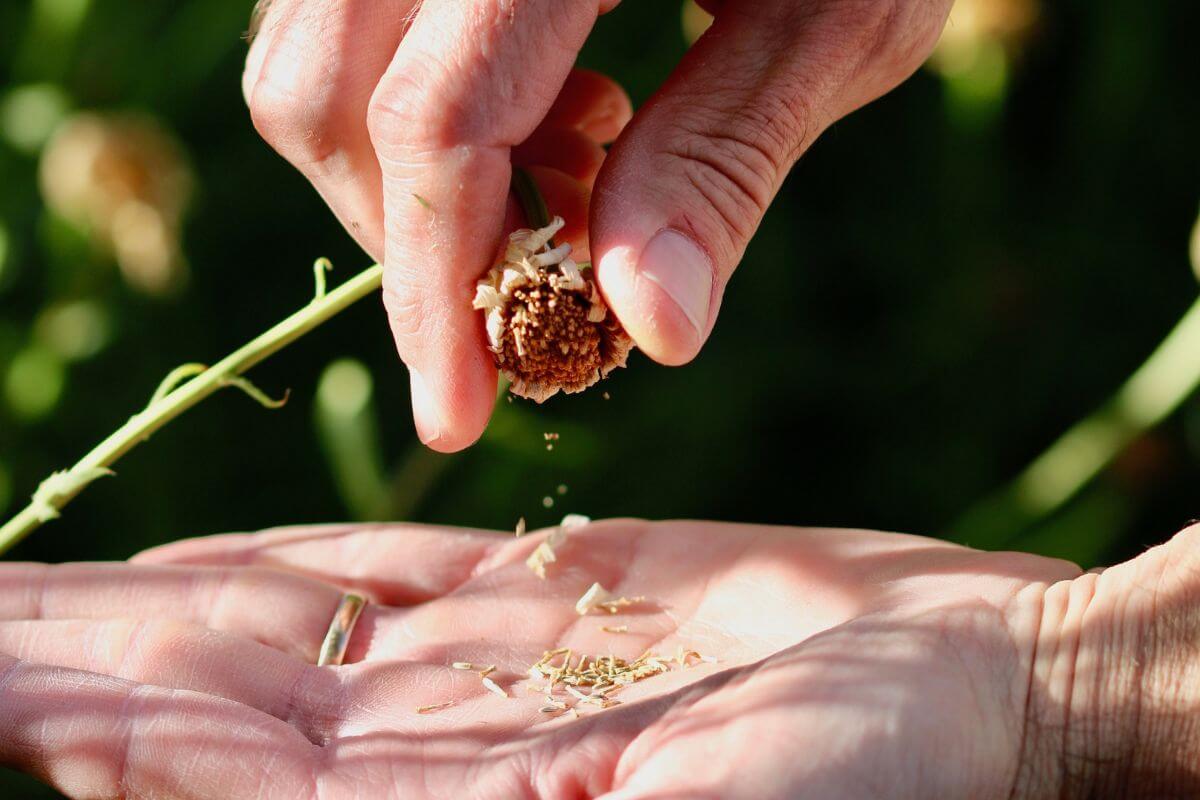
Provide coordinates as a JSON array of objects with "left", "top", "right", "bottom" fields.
[{"left": 473, "top": 217, "right": 633, "bottom": 402}]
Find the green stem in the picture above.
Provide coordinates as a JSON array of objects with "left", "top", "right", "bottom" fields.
[
  {"left": 0, "top": 264, "right": 383, "bottom": 555},
  {"left": 950, "top": 293, "right": 1200, "bottom": 548},
  {"left": 512, "top": 167, "right": 551, "bottom": 230}
]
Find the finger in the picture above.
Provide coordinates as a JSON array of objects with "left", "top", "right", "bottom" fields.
[
  {"left": 0, "top": 562, "right": 345, "bottom": 662},
  {"left": 543, "top": 68, "right": 634, "bottom": 145},
  {"left": 592, "top": 0, "right": 951, "bottom": 364},
  {"left": 0, "top": 619, "right": 342, "bottom": 741},
  {"left": 0, "top": 656, "right": 315, "bottom": 799},
  {"left": 513, "top": 125, "right": 607, "bottom": 188},
  {"left": 244, "top": 0, "right": 419, "bottom": 260},
  {"left": 367, "top": 0, "right": 607, "bottom": 451},
  {"left": 134, "top": 523, "right": 509, "bottom": 606}
]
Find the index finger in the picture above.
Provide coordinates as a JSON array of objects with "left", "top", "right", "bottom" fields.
[
  {"left": 0, "top": 656, "right": 316, "bottom": 798},
  {"left": 366, "top": 0, "right": 613, "bottom": 451}
]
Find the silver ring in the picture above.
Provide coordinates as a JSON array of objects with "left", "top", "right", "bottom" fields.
[{"left": 317, "top": 593, "right": 366, "bottom": 666}]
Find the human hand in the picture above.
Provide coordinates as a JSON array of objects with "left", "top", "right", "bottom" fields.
[
  {"left": 244, "top": 0, "right": 953, "bottom": 451},
  {"left": 3, "top": 518, "right": 1198, "bottom": 798}
]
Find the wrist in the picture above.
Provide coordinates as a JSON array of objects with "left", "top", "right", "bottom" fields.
[{"left": 1013, "top": 526, "right": 1200, "bottom": 798}]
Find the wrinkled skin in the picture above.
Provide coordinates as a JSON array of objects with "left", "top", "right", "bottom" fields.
[
  {"left": 2, "top": 519, "right": 1198, "bottom": 798},
  {"left": 246, "top": 0, "right": 955, "bottom": 450}
]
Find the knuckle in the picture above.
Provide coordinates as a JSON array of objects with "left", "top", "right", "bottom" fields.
[
  {"left": 368, "top": 64, "right": 474, "bottom": 155},
  {"left": 247, "top": 57, "right": 340, "bottom": 168},
  {"left": 839, "top": 0, "right": 952, "bottom": 85},
  {"left": 658, "top": 100, "right": 805, "bottom": 253}
]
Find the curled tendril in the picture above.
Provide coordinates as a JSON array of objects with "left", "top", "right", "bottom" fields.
[
  {"left": 149, "top": 363, "right": 209, "bottom": 406},
  {"left": 220, "top": 376, "right": 290, "bottom": 409},
  {"left": 313, "top": 258, "right": 333, "bottom": 302}
]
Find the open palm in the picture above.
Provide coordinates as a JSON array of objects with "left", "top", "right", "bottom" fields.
[{"left": 1, "top": 517, "right": 1187, "bottom": 798}]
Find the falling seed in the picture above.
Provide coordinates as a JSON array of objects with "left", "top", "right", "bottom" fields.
[
  {"left": 602, "top": 392, "right": 610, "bottom": 400},
  {"left": 575, "top": 582, "right": 613, "bottom": 615},
  {"left": 542, "top": 496, "right": 554, "bottom": 508},
  {"left": 546, "top": 443, "right": 554, "bottom": 451},
  {"left": 556, "top": 484, "right": 568, "bottom": 495},
  {"left": 416, "top": 701, "right": 455, "bottom": 714},
  {"left": 482, "top": 676, "right": 508, "bottom": 698},
  {"left": 515, "top": 517, "right": 526, "bottom": 537},
  {"left": 526, "top": 525, "right": 569, "bottom": 579}
]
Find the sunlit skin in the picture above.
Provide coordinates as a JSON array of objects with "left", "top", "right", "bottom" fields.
[
  {"left": 1, "top": 519, "right": 1198, "bottom": 797},
  {"left": 244, "top": 0, "right": 955, "bottom": 451}
]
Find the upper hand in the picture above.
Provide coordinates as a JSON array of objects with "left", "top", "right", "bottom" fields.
[
  {"left": 2, "top": 518, "right": 1197, "bottom": 797},
  {"left": 243, "top": 0, "right": 952, "bottom": 450}
]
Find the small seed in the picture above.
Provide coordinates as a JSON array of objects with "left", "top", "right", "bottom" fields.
[
  {"left": 452, "top": 662, "right": 476, "bottom": 671},
  {"left": 416, "top": 701, "right": 455, "bottom": 714},
  {"left": 482, "top": 676, "right": 508, "bottom": 699},
  {"left": 602, "top": 625, "right": 629, "bottom": 634},
  {"left": 542, "top": 496, "right": 554, "bottom": 508}
]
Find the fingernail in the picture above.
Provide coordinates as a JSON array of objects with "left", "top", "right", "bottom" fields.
[
  {"left": 637, "top": 229, "right": 712, "bottom": 337},
  {"left": 408, "top": 369, "right": 443, "bottom": 446}
]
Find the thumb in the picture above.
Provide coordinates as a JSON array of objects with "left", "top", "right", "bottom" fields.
[{"left": 592, "top": 0, "right": 950, "bottom": 364}]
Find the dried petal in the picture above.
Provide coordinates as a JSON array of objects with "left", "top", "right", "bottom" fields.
[{"left": 575, "top": 582, "right": 613, "bottom": 615}]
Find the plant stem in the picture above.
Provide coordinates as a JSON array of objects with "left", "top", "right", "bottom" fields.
[
  {"left": 0, "top": 264, "right": 383, "bottom": 555},
  {"left": 950, "top": 293, "right": 1200, "bottom": 548}
]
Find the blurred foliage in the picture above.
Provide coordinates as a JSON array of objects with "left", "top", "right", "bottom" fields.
[{"left": 1, "top": 0, "right": 1200, "bottom": 793}]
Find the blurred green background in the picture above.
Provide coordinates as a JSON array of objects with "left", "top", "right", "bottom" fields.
[{"left": 1, "top": 0, "right": 1199, "bottom": 794}]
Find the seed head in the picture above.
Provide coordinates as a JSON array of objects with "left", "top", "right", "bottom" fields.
[{"left": 473, "top": 217, "right": 633, "bottom": 402}]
